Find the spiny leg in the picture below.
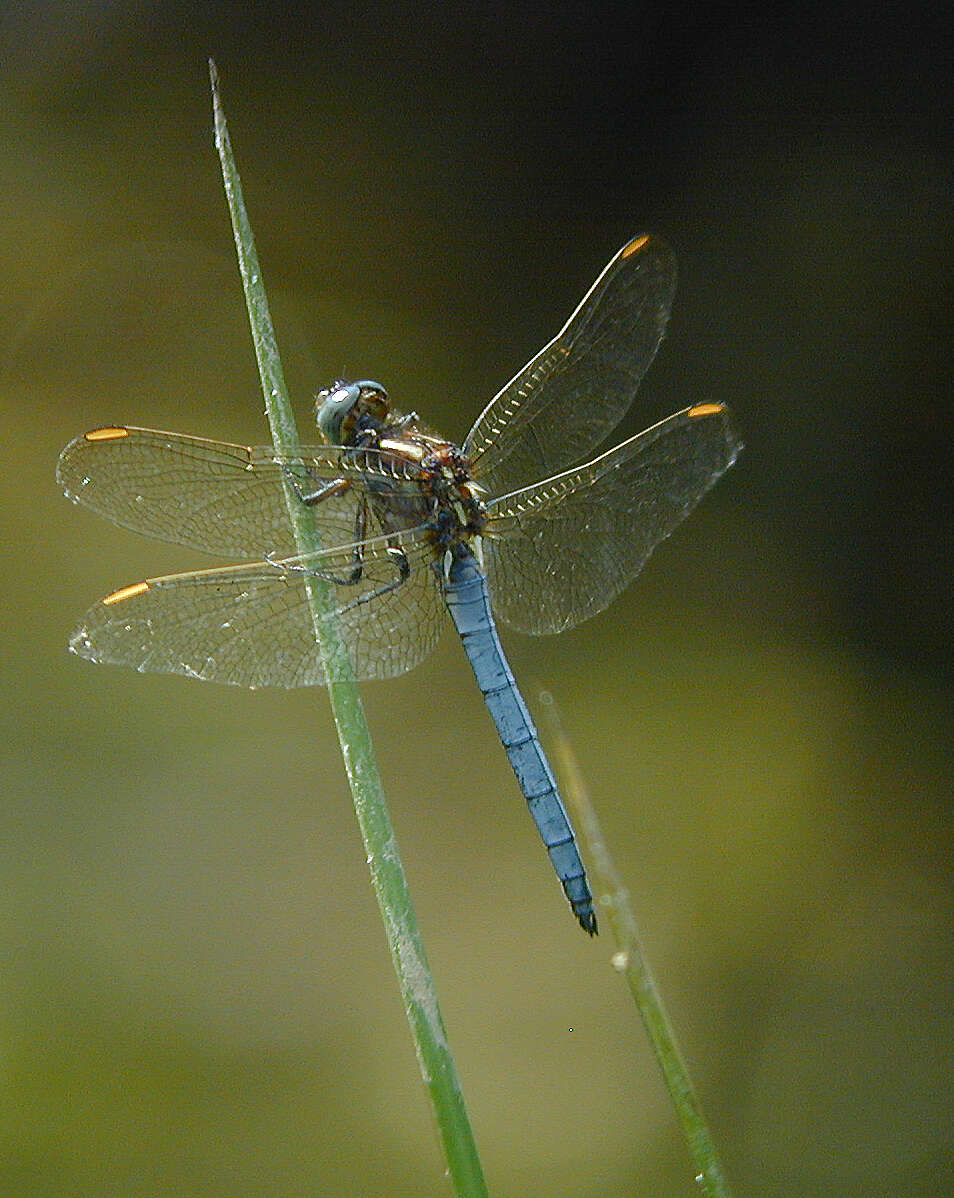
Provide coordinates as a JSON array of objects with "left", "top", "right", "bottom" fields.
[
  {"left": 274, "top": 459, "right": 413, "bottom": 609},
  {"left": 272, "top": 468, "right": 367, "bottom": 583},
  {"left": 334, "top": 545, "right": 411, "bottom": 615},
  {"left": 281, "top": 464, "right": 352, "bottom": 509},
  {"left": 268, "top": 536, "right": 411, "bottom": 611}
]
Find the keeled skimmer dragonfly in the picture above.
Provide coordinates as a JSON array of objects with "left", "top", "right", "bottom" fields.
[{"left": 57, "top": 234, "right": 740, "bottom": 934}]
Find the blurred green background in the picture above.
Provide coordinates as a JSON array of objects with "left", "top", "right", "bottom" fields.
[{"left": 2, "top": 4, "right": 952, "bottom": 1196}]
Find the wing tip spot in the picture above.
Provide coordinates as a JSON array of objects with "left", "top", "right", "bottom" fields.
[
  {"left": 621, "top": 234, "right": 651, "bottom": 259},
  {"left": 688, "top": 402, "right": 725, "bottom": 419},
  {"left": 85, "top": 427, "right": 130, "bottom": 442},
  {"left": 103, "top": 581, "right": 151, "bottom": 606}
]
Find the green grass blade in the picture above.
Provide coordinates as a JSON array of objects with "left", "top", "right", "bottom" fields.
[
  {"left": 538, "top": 690, "right": 734, "bottom": 1198},
  {"left": 209, "top": 60, "right": 487, "bottom": 1198}
]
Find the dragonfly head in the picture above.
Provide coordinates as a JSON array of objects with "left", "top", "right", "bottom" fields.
[{"left": 315, "top": 379, "right": 390, "bottom": 445}]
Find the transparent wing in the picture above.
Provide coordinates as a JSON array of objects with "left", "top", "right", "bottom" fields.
[
  {"left": 464, "top": 234, "right": 676, "bottom": 496},
  {"left": 56, "top": 426, "right": 426, "bottom": 558},
  {"left": 69, "top": 530, "right": 445, "bottom": 687},
  {"left": 482, "top": 404, "right": 740, "bottom": 634}
]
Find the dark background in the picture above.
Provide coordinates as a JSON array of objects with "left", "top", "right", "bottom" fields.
[{"left": 2, "top": 3, "right": 952, "bottom": 1196}]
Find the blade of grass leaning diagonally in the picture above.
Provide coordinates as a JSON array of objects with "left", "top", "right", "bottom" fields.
[
  {"left": 537, "top": 690, "right": 735, "bottom": 1198},
  {"left": 209, "top": 61, "right": 488, "bottom": 1198}
]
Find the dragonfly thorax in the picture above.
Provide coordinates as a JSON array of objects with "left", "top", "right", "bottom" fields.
[{"left": 317, "top": 379, "right": 488, "bottom": 548}]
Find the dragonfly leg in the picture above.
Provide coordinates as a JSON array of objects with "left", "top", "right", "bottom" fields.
[
  {"left": 280, "top": 466, "right": 353, "bottom": 508},
  {"left": 265, "top": 493, "right": 371, "bottom": 585},
  {"left": 334, "top": 546, "right": 411, "bottom": 615},
  {"left": 263, "top": 546, "right": 366, "bottom": 585},
  {"left": 265, "top": 540, "right": 410, "bottom": 613},
  {"left": 303, "top": 495, "right": 370, "bottom": 583}
]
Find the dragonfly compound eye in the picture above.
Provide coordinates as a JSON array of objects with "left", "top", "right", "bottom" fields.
[{"left": 315, "top": 381, "right": 362, "bottom": 444}]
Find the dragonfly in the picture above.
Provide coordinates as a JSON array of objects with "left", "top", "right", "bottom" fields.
[{"left": 57, "top": 233, "right": 740, "bottom": 934}]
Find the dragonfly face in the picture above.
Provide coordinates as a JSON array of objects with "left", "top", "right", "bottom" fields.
[
  {"left": 57, "top": 233, "right": 741, "bottom": 932},
  {"left": 314, "top": 379, "right": 391, "bottom": 445}
]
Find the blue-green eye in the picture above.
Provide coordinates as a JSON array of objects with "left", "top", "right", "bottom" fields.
[{"left": 315, "top": 382, "right": 361, "bottom": 444}]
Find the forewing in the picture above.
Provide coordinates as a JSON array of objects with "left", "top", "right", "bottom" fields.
[
  {"left": 482, "top": 404, "right": 740, "bottom": 634},
  {"left": 464, "top": 234, "right": 676, "bottom": 496},
  {"left": 57, "top": 426, "right": 425, "bottom": 558},
  {"left": 69, "top": 530, "right": 445, "bottom": 687}
]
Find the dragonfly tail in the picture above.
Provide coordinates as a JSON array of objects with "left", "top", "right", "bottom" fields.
[{"left": 444, "top": 546, "right": 597, "bottom": 935}]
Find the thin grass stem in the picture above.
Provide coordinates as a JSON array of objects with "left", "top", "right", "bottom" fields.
[
  {"left": 209, "top": 60, "right": 487, "bottom": 1197},
  {"left": 538, "top": 689, "right": 734, "bottom": 1198}
]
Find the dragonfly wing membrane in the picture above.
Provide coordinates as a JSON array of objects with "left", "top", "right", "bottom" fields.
[
  {"left": 482, "top": 403, "right": 740, "bottom": 634},
  {"left": 56, "top": 427, "right": 425, "bottom": 559},
  {"left": 70, "top": 531, "right": 444, "bottom": 687},
  {"left": 464, "top": 235, "right": 676, "bottom": 496}
]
